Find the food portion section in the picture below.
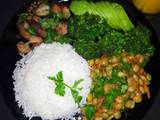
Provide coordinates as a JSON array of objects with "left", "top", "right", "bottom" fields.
[
  {"left": 82, "top": 52, "right": 151, "bottom": 120},
  {"left": 16, "top": 1, "right": 154, "bottom": 60},
  {"left": 14, "top": 0, "right": 155, "bottom": 120},
  {"left": 13, "top": 43, "right": 92, "bottom": 120}
]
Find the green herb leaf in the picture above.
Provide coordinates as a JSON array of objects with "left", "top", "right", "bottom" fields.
[
  {"left": 58, "top": 36, "right": 73, "bottom": 44},
  {"left": 19, "top": 12, "right": 29, "bottom": 21},
  {"left": 40, "top": 13, "right": 61, "bottom": 29},
  {"left": 71, "top": 89, "right": 82, "bottom": 106},
  {"left": 104, "top": 93, "right": 115, "bottom": 109},
  {"left": 26, "top": 26, "right": 36, "bottom": 35},
  {"left": 44, "top": 29, "right": 56, "bottom": 43},
  {"left": 93, "top": 77, "right": 105, "bottom": 98},
  {"left": 111, "top": 68, "right": 126, "bottom": 85},
  {"left": 121, "top": 61, "right": 131, "bottom": 71},
  {"left": 121, "top": 84, "right": 128, "bottom": 93},
  {"left": 85, "top": 104, "right": 96, "bottom": 120},
  {"left": 48, "top": 71, "right": 83, "bottom": 105},
  {"left": 48, "top": 71, "right": 66, "bottom": 96},
  {"left": 48, "top": 76, "right": 55, "bottom": 80},
  {"left": 72, "top": 79, "right": 84, "bottom": 88},
  {"left": 55, "top": 82, "right": 65, "bottom": 96},
  {"left": 104, "top": 88, "right": 122, "bottom": 109},
  {"left": 94, "top": 86, "right": 104, "bottom": 98},
  {"left": 56, "top": 71, "right": 63, "bottom": 82}
]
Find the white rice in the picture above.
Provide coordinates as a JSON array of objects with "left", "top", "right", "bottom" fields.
[{"left": 13, "top": 43, "right": 92, "bottom": 120}]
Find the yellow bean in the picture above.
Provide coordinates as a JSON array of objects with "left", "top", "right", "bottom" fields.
[
  {"left": 127, "top": 56, "right": 134, "bottom": 62},
  {"left": 140, "top": 68, "right": 145, "bottom": 75},
  {"left": 118, "top": 72, "right": 126, "bottom": 77},
  {"left": 99, "top": 56, "right": 108, "bottom": 66},
  {"left": 115, "top": 103, "right": 124, "bottom": 110},
  {"left": 93, "top": 98, "right": 98, "bottom": 105},
  {"left": 102, "top": 71, "right": 107, "bottom": 76},
  {"left": 88, "top": 59, "right": 95, "bottom": 66},
  {"left": 138, "top": 79, "right": 144, "bottom": 85},
  {"left": 95, "top": 58, "right": 100, "bottom": 65},
  {"left": 95, "top": 117, "right": 103, "bottom": 120},
  {"left": 146, "top": 74, "right": 152, "bottom": 81},
  {"left": 95, "top": 69, "right": 100, "bottom": 75},
  {"left": 132, "top": 64, "right": 140, "bottom": 73},
  {"left": 133, "top": 74, "right": 138, "bottom": 81},
  {"left": 139, "top": 86, "right": 145, "bottom": 94},
  {"left": 108, "top": 110, "right": 114, "bottom": 115},
  {"left": 135, "top": 54, "right": 144, "bottom": 63},
  {"left": 91, "top": 71, "right": 97, "bottom": 78},
  {"left": 133, "top": 94, "right": 142, "bottom": 103},
  {"left": 125, "top": 100, "right": 135, "bottom": 109},
  {"left": 112, "top": 56, "right": 119, "bottom": 64},
  {"left": 87, "top": 94, "right": 93, "bottom": 103},
  {"left": 127, "top": 77, "right": 133, "bottom": 86},
  {"left": 128, "top": 86, "right": 136, "bottom": 92},
  {"left": 129, "top": 92, "right": 135, "bottom": 99},
  {"left": 140, "top": 75, "right": 146, "bottom": 81},
  {"left": 114, "top": 111, "right": 121, "bottom": 119},
  {"left": 102, "top": 113, "right": 109, "bottom": 119},
  {"left": 82, "top": 116, "right": 87, "bottom": 120},
  {"left": 115, "top": 96, "right": 123, "bottom": 103},
  {"left": 122, "top": 57, "right": 128, "bottom": 62}
]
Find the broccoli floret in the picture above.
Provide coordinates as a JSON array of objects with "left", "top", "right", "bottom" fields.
[{"left": 68, "top": 13, "right": 109, "bottom": 41}]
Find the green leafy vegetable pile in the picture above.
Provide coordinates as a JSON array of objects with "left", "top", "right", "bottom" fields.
[
  {"left": 124, "top": 25, "right": 155, "bottom": 56},
  {"left": 68, "top": 13, "right": 108, "bottom": 40},
  {"left": 48, "top": 71, "right": 83, "bottom": 106},
  {"left": 60, "top": 13, "right": 154, "bottom": 60}
]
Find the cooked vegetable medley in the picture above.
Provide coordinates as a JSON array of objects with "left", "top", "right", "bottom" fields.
[
  {"left": 16, "top": 0, "right": 155, "bottom": 119},
  {"left": 82, "top": 52, "right": 151, "bottom": 120}
]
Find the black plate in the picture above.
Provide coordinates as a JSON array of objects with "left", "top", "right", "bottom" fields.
[{"left": 0, "top": 0, "right": 160, "bottom": 120}]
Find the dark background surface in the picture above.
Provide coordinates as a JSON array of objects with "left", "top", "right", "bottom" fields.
[{"left": 0, "top": 0, "right": 160, "bottom": 120}]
